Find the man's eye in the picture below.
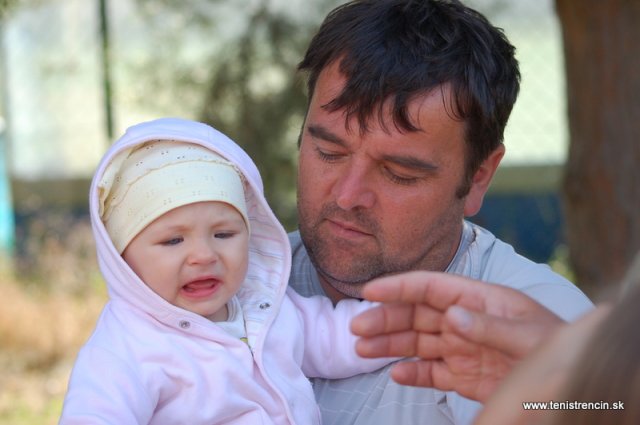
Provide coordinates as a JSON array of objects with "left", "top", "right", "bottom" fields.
[
  {"left": 383, "top": 167, "right": 419, "bottom": 185},
  {"left": 316, "top": 147, "right": 344, "bottom": 162},
  {"left": 161, "top": 237, "right": 183, "bottom": 246}
]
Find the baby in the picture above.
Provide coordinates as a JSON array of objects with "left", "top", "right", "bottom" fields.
[{"left": 59, "top": 118, "right": 393, "bottom": 424}]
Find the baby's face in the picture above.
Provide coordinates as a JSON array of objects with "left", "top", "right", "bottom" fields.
[{"left": 122, "top": 201, "right": 249, "bottom": 321}]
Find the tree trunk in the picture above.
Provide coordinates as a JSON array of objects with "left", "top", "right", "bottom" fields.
[{"left": 556, "top": 0, "right": 640, "bottom": 296}]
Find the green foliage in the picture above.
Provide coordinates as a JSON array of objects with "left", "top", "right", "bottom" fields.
[
  {"left": 0, "top": 0, "right": 17, "bottom": 18},
  {"left": 125, "top": 0, "right": 341, "bottom": 229},
  {"left": 0, "top": 0, "right": 50, "bottom": 19},
  {"left": 198, "top": 4, "right": 312, "bottom": 229}
]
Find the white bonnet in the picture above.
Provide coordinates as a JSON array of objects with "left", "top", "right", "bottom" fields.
[{"left": 98, "top": 140, "right": 249, "bottom": 253}]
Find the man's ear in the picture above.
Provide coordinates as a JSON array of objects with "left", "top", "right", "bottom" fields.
[{"left": 463, "top": 144, "right": 505, "bottom": 217}]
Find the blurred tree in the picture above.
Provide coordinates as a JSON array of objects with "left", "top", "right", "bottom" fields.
[
  {"left": 129, "top": 0, "right": 340, "bottom": 229},
  {"left": 557, "top": 0, "right": 640, "bottom": 295},
  {"left": 0, "top": 0, "right": 50, "bottom": 17},
  {"left": 0, "top": 0, "right": 16, "bottom": 17},
  {"left": 198, "top": 2, "right": 314, "bottom": 230}
]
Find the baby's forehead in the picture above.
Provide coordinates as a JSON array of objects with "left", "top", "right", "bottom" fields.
[
  {"left": 152, "top": 200, "right": 249, "bottom": 226},
  {"left": 101, "top": 139, "right": 250, "bottom": 253},
  {"left": 168, "top": 200, "right": 247, "bottom": 217}
]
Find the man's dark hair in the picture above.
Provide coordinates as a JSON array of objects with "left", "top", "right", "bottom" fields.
[{"left": 298, "top": 0, "right": 521, "bottom": 196}]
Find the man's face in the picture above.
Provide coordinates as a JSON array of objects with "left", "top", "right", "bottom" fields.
[{"left": 297, "top": 62, "right": 497, "bottom": 301}]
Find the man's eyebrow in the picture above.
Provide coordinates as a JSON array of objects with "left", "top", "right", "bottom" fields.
[
  {"left": 381, "top": 154, "right": 438, "bottom": 172},
  {"left": 308, "top": 123, "right": 437, "bottom": 172},
  {"left": 307, "top": 124, "right": 346, "bottom": 146}
]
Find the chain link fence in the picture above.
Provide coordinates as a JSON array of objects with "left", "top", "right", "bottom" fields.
[
  {"left": 1, "top": 0, "right": 567, "bottom": 178},
  {"left": 1, "top": 0, "right": 570, "bottom": 263}
]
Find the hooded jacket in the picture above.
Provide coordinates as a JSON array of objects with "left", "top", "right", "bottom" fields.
[{"left": 60, "top": 118, "right": 389, "bottom": 425}]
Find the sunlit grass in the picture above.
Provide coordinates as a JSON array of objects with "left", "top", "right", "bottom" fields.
[
  {"left": 548, "top": 243, "right": 576, "bottom": 283},
  {"left": 0, "top": 216, "right": 106, "bottom": 425}
]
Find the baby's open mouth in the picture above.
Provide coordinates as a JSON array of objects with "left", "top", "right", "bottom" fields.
[{"left": 181, "top": 279, "right": 220, "bottom": 298}]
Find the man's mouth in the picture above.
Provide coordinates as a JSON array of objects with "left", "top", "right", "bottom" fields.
[{"left": 327, "top": 218, "right": 372, "bottom": 237}]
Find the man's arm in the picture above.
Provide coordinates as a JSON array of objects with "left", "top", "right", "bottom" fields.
[{"left": 350, "top": 271, "right": 564, "bottom": 402}]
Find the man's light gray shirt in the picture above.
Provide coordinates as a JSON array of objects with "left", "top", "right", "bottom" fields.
[{"left": 288, "top": 220, "right": 593, "bottom": 425}]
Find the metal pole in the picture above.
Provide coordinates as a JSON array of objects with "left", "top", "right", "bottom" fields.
[
  {"left": 0, "top": 13, "right": 15, "bottom": 259},
  {"left": 98, "top": 0, "right": 114, "bottom": 143}
]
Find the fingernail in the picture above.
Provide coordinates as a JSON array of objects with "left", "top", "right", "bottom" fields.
[{"left": 448, "top": 306, "right": 472, "bottom": 332}]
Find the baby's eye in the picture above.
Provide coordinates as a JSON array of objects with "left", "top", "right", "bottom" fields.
[
  {"left": 215, "top": 232, "right": 235, "bottom": 239},
  {"left": 161, "top": 237, "right": 183, "bottom": 246}
]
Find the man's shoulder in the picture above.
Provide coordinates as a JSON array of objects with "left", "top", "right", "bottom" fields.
[
  {"left": 467, "top": 221, "right": 566, "bottom": 283},
  {"left": 287, "top": 230, "right": 323, "bottom": 297},
  {"left": 287, "top": 230, "right": 306, "bottom": 276},
  {"left": 288, "top": 230, "right": 303, "bottom": 251},
  {"left": 467, "top": 222, "right": 593, "bottom": 320}
]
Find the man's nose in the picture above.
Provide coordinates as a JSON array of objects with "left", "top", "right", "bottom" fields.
[{"left": 332, "top": 160, "right": 376, "bottom": 210}]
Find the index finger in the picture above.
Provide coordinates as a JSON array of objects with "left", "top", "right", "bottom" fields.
[
  {"left": 362, "top": 271, "right": 489, "bottom": 311},
  {"left": 351, "top": 302, "right": 443, "bottom": 337}
]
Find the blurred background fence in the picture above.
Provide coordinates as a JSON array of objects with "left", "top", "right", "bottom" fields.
[
  {"left": 0, "top": 0, "right": 571, "bottom": 423},
  {"left": 1, "top": 0, "right": 570, "bottom": 260}
]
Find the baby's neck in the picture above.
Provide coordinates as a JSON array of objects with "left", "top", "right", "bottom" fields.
[{"left": 207, "top": 304, "right": 229, "bottom": 322}]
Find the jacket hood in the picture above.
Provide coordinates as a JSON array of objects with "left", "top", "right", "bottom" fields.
[{"left": 89, "top": 118, "right": 291, "bottom": 335}]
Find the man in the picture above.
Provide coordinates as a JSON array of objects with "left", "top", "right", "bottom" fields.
[{"left": 288, "top": 1, "right": 593, "bottom": 424}]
